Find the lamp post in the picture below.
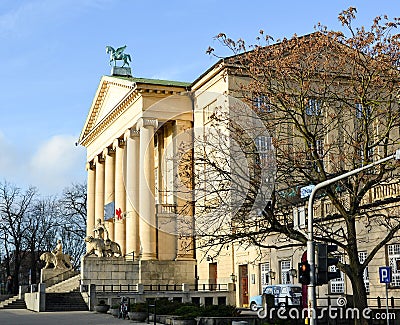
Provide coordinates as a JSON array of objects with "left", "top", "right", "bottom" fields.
[{"left": 306, "top": 150, "right": 400, "bottom": 325}]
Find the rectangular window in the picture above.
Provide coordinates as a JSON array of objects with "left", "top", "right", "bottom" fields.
[
  {"left": 255, "top": 136, "right": 273, "bottom": 167},
  {"left": 306, "top": 98, "right": 322, "bottom": 116},
  {"left": 260, "top": 262, "right": 271, "bottom": 291},
  {"left": 355, "top": 103, "right": 371, "bottom": 119},
  {"left": 293, "top": 206, "right": 306, "bottom": 229},
  {"left": 316, "top": 139, "right": 324, "bottom": 158},
  {"left": 253, "top": 95, "right": 272, "bottom": 113},
  {"left": 358, "top": 251, "right": 370, "bottom": 294},
  {"left": 329, "top": 255, "right": 344, "bottom": 294},
  {"left": 388, "top": 244, "right": 400, "bottom": 287},
  {"left": 255, "top": 136, "right": 273, "bottom": 152},
  {"left": 280, "top": 260, "right": 292, "bottom": 284}
]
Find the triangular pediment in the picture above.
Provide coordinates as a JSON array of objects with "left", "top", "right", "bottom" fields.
[{"left": 79, "top": 76, "right": 135, "bottom": 144}]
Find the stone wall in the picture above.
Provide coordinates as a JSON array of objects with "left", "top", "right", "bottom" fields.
[
  {"left": 81, "top": 257, "right": 196, "bottom": 286},
  {"left": 139, "top": 260, "right": 196, "bottom": 285},
  {"left": 81, "top": 257, "right": 139, "bottom": 286}
]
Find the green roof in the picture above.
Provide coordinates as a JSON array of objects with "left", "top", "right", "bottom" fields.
[{"left": 110, "top": 75, "right": 191, "bottom": 88}]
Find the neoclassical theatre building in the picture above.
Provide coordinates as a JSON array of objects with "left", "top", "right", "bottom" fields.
[{"left": 79, "top": 43, "right": 400, "bottom": 307}]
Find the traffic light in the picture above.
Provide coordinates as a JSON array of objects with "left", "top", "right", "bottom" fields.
[
  {"left": 298, "top": 260, "right": 311, "bottom": 285},
  {"left": 317, "top": 243, "right": 340, "bottom": 285}
]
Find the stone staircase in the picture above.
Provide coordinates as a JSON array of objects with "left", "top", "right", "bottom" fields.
[
  {"left": 46, "top": 274, "right": 81, "bottom": 293},
  {"left": 44, "top": 274, "right": 88, "bottom": 311},
  {"left": 0, "top": 295, "right": 27, "bottom": 309},
  {"left": 45, "top": 292, "right": 88, "bottom": 311}
]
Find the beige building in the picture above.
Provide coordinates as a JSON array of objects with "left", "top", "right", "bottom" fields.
[
  {"left": 79, "top": 43, "right": 400, "bottom": 307},
  {"left": 78, "top": 76, "right": 196, "bottom": 286}
]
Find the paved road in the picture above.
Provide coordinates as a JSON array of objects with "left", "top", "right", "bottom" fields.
[{"left": 0, "top": 309, "right": 146, "bottom": 325}]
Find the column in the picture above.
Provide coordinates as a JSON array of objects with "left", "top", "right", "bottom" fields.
[
  {"left": 86, "top": 161, "right": 96, "bottom": 238},
  {"left": 114, "top": 138, "right": 126, "bottom": 255},
  {"left": 138, "top": 118, "right": 158, "bottom": 260},
  {"left": 103, "top": 147, "right": 115, "bottom": 241},
  {"left": 174, "top": 120, "right": 195, "bottom": 260},
  {"left": 125, "top": 129, "right": 140, "bottom": 260},
  {"left": 94, "top": 154, "right": 105, "bottom": 225}
]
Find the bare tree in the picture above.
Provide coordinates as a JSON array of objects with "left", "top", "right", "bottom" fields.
[
  {"left": 58, "top": 183, "right": 86, "bottom": 268},
  {"left": 197, "top": 7, "right": 400, "bottom": 321},
  {"left": 0, "top": 182, "right": 37, "bottom": 292}
]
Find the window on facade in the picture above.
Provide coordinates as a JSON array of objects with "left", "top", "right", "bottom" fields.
[
  {"left": 293, "top": 206, "right": 306, "bottom": 229},
  {"left": 260, "top": 262, "right": 271, "bottom": 291},
  {"left": 329, "top": 255, "right": 344, "bottom": 294},
  {"left": 203, "top": 100, "right": 217, "bottom": 126},
  {"left": 316, "top": 139, "right": 324, "bottom": 158},
  {"left": 253, "top": 95, "right": 272, "bottom": 113},
  {"left": 280, "top": 260, "right": 292, "bottom": 284},
  {"left": 355, "top": 103, "right": 371, "bottom": 119},
  {"left": 358, "top": 146, "right": 374, "bottom": 165},
  {"left": 388, "top": 244, "right": 400, "bottom": 287},
  {"left": 255, "top": 136, "right": 273, "bottom": 167},
  {"left": 305, "top": 98, "right": 322, "bottom": 116},
  {"left": 358, "top": 251, "right": 370, "bottom": 294}
]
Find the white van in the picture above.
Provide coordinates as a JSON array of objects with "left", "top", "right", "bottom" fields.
[{"left": 249, "top": 284, "right": 302, "bottom": 310}]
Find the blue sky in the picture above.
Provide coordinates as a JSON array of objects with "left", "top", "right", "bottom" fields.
[{"left": 0, "top": 0, "right": 398, "bottom": 196}]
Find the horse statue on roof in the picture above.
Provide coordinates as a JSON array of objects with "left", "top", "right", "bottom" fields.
[{"left": 106, "top": 45, "right": 132, "bottom": 67}]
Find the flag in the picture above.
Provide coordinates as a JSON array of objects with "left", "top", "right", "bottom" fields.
[
  {"left": 104, "top": 202, "right": 115, "bottom": 221},
  {"left": 116, "top": 207, "right": 123, "bottom": 220}
]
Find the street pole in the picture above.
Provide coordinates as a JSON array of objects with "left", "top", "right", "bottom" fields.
[{"left": 306, "top": 150, "right": 400, "bottom": 325}]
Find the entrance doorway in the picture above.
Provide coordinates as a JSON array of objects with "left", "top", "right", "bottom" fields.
[
  {"left": 239, "top": 264, "right": 249, "bottom": 307},
  {"left": 209, "top": 263, "right": 217, "bottom": 290}
]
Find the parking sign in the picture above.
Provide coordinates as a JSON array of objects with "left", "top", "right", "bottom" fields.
[{"left": 379, "top": 266, "right": 392, "bottom": 284}]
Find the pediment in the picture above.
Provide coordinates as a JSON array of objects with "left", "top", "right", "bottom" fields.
[{"left": 79, "top": 76, "right": 135, "bottom": 144}]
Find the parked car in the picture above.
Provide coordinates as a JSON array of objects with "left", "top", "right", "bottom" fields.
[{"left": 249, "top": 284, "right": 302, "bottom": 311}]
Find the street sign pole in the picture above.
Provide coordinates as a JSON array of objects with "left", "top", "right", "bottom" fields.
[
  {"left": 379, "top": 266, "right": 392, "bottom": 325},
  {"left": 306, "top": 151, "right": 400, "bottom": 325},
  {"left": 385, "top": 283, "right": 389, "bottom": 325}
]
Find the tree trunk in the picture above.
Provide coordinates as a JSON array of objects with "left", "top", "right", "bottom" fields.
[{"left": 348, "top": 272, "right": 369, "bottom": 325}]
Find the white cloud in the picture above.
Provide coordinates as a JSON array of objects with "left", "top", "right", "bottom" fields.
[
  {"left": 29, "top": 135, "right": 86, "bottom": 195},
  {"left": 0, "top": 131, "right": 20, "bottom": 178}
]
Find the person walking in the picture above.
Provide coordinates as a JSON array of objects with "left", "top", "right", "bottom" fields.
[{"left": 6, "top": 275, "right": 12, "bottom": 294}]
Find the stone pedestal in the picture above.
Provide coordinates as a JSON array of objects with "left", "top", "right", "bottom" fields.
[
  {"left": 81, "top": 256, "right": 196, "bottom": 286},
  {"left": 111, "top": 66, "right": 132, "bottom": 77},
  {"left": 40, "top": 268, "right": 77, "bottom": 287},
  {"left": 81, "top": 256, "right": 139, "bottom": 286}
]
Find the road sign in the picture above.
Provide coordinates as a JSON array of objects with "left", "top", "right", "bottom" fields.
[
  {"left": 300, "top": 185, "right": 316, "bottom": 198},
  {"left": 379, "top": 266, "right": 392, "bottom": 284}
]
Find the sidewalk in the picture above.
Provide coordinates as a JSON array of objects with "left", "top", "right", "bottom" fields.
[{"left": 0, "top": 309, "right": 153, "bottom": 325}]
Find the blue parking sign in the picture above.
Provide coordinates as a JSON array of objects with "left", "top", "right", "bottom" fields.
[{"left": 379, "top": 266, "right": 392, "bottom": 283}]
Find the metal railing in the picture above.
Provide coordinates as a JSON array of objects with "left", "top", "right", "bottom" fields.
[
  {"left": 143, "top": 284, "right": 181, "bottom": 291},
  {"left": 189, "top": 284, "right": 228, "bottom": 291},
  {"left": 97, "top": 284, "right": 139, "bottom": 293}
]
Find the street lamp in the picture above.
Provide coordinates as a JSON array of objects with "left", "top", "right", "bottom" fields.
[
  {"left": 306, "top": 150, "right": 400, "bottom": 325},
  {"left": 289, "top": 268, "right": 297, "bottom": 278},
  {"left": 268, "top": 270, "right": 276, "bottom": 280}
]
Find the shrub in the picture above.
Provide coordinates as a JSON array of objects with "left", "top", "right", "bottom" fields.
[
  {"left": 199, "top": 305, "right": 238, "bottom": 317},
  {"left": 130, "top": 302, "right": 147, "bottom": 312},
  {"left": 174, "top": 305, "right": 202, "bottom": 319}
]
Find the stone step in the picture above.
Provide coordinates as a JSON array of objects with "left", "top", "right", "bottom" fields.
[
  {"left": 2, "top": 299, "right": 27, "bottom": 309},
  {"left": 45, "top": 292, "right": 88, "bottom": 312},
  {"left": 0, "top": 295, "right": 18, "bottom": 309},
  {"left": 46, "top": 274, "right": 81, "bottom": 293}
]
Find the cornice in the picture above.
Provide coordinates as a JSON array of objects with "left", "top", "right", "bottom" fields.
[
  {"left": 79, "top": 81, "right": 185, "bottom": 147},
  {"left": 80, "top": 87, "right": 140, "bottom": 147}
]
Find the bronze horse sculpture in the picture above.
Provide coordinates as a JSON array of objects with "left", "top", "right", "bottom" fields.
[{"left": 106, "top": 45, "right": 131, "bottom": 67}]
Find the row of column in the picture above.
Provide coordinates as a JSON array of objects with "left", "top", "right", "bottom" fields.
[{"left": 86, "top": 118, "right": 158, "bottom": 260}]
